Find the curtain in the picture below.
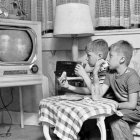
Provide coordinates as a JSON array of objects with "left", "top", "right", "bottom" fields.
[
  {"left": 95, "top": 0, "right": 140, "bottom": 29},
  {"left": 56, "top": 0, "right": 88, "bottom": 5},
  {"left": 4, "top": 0, "right": 140, "bottom": 33},
  {"left": 130, "top": 0, "right": 140, "bottom": 25},
  {"left": 0, "top": 0, "right": 53, "bottom": 34},
  {"left": 22, "top": 0, "right": 54, "bottom": 35},
  {"left": 0, "top": 0, "right": 18, "bottom": 15},
  {"left": 32, "top": 0, "right": 53, "bottom": 34},
  {"left": 0, "top": 0, "right": 30, "bottom": 19}
]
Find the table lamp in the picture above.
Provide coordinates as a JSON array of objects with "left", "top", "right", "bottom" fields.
[{"left": 54, "top": 3, "right": 94, "bottom": 61}]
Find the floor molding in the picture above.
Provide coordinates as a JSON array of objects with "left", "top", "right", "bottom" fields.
[{"left": 0, "top": 111, "right": 39, "bottom": 126}]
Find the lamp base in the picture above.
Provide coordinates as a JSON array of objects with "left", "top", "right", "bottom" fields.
[{"left": 72, "top": 38, "right": 78, "bottom": 61}]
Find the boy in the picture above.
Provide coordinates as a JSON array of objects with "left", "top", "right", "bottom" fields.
[
  {"left": 92, "top": 40, "right": 140, "bottom": 140},
  {"left": 58, "top": 39, "right": 109, "bottom": 95},
  {"left": 58, "top": 39, "right": 109, "bottom": 140}
]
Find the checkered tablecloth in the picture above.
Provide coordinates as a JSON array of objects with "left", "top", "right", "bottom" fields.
[{"left": 39, "top": 95, "right": 120, "bottom": 140}]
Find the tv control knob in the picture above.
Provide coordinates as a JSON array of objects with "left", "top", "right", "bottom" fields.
[{"left": 30, "top": 64, "right": 39, "bottom": 74}]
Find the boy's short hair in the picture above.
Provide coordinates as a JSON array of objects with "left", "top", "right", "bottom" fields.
[
  {"left": 85, "top": 39, "right": 109, "bottom": 59},
  {"left": 110, "top": 40, "right": 133, "bottom": 66}
]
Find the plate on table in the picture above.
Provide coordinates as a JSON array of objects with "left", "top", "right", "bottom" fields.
[{"left": 60, "top": 95, "right": 83, "bottom": 101}]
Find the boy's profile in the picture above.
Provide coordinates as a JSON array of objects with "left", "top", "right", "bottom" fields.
[
  {"left": 92, "top": 40, "right": 140, "bottom": 140},
  {"left": 58, "top": 39, "right": 109, "bottom": 95}
]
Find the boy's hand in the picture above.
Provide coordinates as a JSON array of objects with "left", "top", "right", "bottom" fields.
[
  {"left": 75, "top": 64, "right": 87, "bottom": 78},
  {"left": 94, "top": 59, "right": 106, "bottom": 74},
  {"left": 58, "top": 71, "right": 69, "bottom": 89}
]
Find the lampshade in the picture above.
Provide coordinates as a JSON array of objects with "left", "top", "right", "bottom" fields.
[{"left": 54, "top": 3, "right": 94, "bottom": 37}]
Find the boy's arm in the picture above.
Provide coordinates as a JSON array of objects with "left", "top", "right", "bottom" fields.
[
  {"left": 58, "top": 71, "right": 91, "bottom": 95},
  {"left": 92, "top": 71, "right": 109, "bottom": 99},
  {"left": 118, "top": 70, "right": 140, "bottom": 110},
  {"left": 91, "top": 59, "right": 109, "bottom": 100},
  {"left": 75, "top": 64, "right": 92, "bottom": 91},
  {"left": 118, "top": 72, "right": 140, "bottom": 109},
  {"left": 118, "top": 92, "right": 138, "bottom": 110},
  {"left": 68, "top": 85, "right": 91, "bottom": 95}
]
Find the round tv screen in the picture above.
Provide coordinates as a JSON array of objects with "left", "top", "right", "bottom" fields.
[{"left": 0, "top": 30, "right": 32, "bottom": 62}]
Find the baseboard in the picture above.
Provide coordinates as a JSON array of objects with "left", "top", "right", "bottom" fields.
[{"left": 0, "top": 111, "right": 39, "bottom": 126}]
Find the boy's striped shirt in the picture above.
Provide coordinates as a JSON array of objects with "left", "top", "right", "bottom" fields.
[{"left": 90, "top": 70, "right": 107, "bottom": 85}]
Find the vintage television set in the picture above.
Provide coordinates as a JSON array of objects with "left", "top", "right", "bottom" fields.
[
  {"left": 0, "top": 19, "right": 42, "bottom": 76},
  {"left": 0, "top": 19, "right": 48, "bottom": 128}
]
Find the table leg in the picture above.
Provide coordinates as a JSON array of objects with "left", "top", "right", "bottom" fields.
[
  {"left": 97, "top": 116, "right": 106, "bottom": 140},
  {"left": 19, "top": 86, "right": 24, "bottom": 128},
  {"left": 43, "top": 123, "right": 52, "bottom": 140},
  {"left": 42, "top": 75, "right": 49, "bottom": 98}
]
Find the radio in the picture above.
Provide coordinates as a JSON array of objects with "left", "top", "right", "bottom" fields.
[{"left": 55, "top": 61, "right": 79, "bottom": 77}]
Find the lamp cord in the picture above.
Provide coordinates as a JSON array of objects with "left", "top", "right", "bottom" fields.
[{"left": 0, "top": 88, "right": 13, "bottom": 137}]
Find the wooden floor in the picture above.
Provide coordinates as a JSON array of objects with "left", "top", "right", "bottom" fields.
[
  {"left": 0, "top": 124, "right": 45, "bottom": 140},
  {"left": 0, "top": 124, "right": 139, "bottom": 140},
  {"left": 0, "top": 124, "right": 101, "bottom": 140}
]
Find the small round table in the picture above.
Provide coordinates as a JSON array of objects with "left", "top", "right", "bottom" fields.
[{"left": 39, "top": 95, "right": 120, "bottom": 140}]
